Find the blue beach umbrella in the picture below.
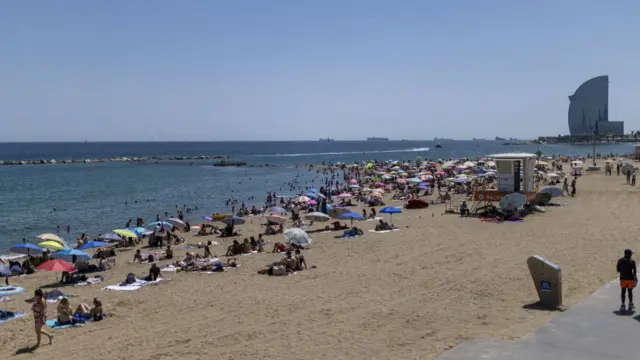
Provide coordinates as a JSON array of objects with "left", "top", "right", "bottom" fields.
[
  {"left": 52, "top": 249, "right": 91, "bottom": 263},
  {"left": 305, "top": 193, "right": 318, "bottom": 199},
  {"left": 202, "top": 215, "right": 214, "bottom": 222},
  {"left": 221, "top": 216, "right": 246, "bottom": 226},
  {"left": 379, "top": 206, "right": 402, "bottom": 225},
  {"left": 307, "top": 188, "right": 318, "bottom": 193},
  {"left": 9, "top": 243, "right": 43, "bottom": 255},
  {"left": 337, "top": 212, "right": 365, "bottom": 226},
  {"left": 78, "top": 241, "right": 110, "bottom": 250}
]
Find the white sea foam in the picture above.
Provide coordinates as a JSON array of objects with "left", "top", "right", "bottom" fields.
[{"left": 254, "top": 147, "right": 430, "bottom": 157}]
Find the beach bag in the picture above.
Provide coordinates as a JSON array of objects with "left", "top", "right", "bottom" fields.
[{"left": 271, "top": 265, "right": 287, "bottom": 276}]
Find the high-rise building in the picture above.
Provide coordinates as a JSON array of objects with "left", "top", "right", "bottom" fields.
[{"left": 568, "top": 75, "right": 623, "bottom": 135}]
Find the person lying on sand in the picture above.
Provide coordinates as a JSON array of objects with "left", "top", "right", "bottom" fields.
[
  {"left": 271, "top": 242, "right": 302, "bottom": 253},
  {"left": 257, "top": 251, "right": 298, "bottom": 275}
]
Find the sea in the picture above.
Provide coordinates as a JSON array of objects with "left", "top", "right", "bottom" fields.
[{"left": 0, "top": 140, "right": 633, "bottom": 255}]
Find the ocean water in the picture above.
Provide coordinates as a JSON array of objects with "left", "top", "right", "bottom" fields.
[{"left": 0, "top": 140, "right": 632, "bottom": 254}]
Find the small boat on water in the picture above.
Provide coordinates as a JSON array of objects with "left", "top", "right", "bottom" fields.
[
  {"left": 435, "top": 142, "right": 443, "bottom": 148},
  {"left": 213, "top": 161, "right": 247, "bottom": 167}
]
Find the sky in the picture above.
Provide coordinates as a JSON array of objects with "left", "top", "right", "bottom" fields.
[{"left": 1, "top": 0, "right": 639, "bottom": 142}]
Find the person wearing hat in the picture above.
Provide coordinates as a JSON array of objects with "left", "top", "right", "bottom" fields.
[{"left": 617, "top": 249, "right": 637, "bottom": 311}]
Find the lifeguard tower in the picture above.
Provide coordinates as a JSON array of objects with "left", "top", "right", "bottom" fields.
[{"left": 473, "top": 152, "right": 538, "bottom": 208}]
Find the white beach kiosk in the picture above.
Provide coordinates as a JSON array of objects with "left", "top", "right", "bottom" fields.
[{"left": 474, "top": 152, "right": 538, "bottom": 203}]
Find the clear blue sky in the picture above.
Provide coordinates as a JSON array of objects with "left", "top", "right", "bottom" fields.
[{"left": 1, "top": 0, "right": 639, "bottom": 141}]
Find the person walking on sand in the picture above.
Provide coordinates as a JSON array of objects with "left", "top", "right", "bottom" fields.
[
  {"left": 561, "top": 178, "right": 569, "bottom": 196},
  {"left": 632, "top": 169, "right": 636, "bottom": 186},
  {"left": 31, "top": 289, "right": 53, "bottom": 346},
  {"left": 617, "top": 249, "right": 636, "bottom": 312},
  {"left": 570, "top": 177, "right": 576, "bottom": 197}
]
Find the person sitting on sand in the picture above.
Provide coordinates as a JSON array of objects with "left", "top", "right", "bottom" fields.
[
  {"left": 294, "top": 249, "right": 307, "bottom": 270},
  {"left": 204, "top": 241, "right": 213, "bottom": 258},
  {"left": 75, "top": 298, "right": 104, "bottom": 321},
  {"left": 133, "top": 249, "right": 143, "bottom": 263},
  {"left": 264, "top": 224, "right": 277, "bottom": 235},
  {"left": 331, "top": 221, "right": 348, "bottom": 231},
  {"left": 165, "top": 245, "right": 173, "bottom": 260},
  {"left": 98, "top": 256, "right": 111, "bottom": 271},
  {"left": 362, "top": 209, "right": 368, "bottom": 219},
  {"left": 242, "top": 238, "right": 252, "bottom": 254},
  {"left": 146, "top": 263, "right": 161, "bottom": 281},
  {"left": 459, "top": 201, "right": 470, "bottom": 217},
  {"left": 57, "top": 297, "right": 74, "bottom": 325},
  {"left": 257, "top": 251, "right": 297, "bottom": 275},
  {"left": 225, "top": 240, "right": 242, "bottom": 256},
  {"left": 375, "top": 220, "right": 393, "bottom": 231}
]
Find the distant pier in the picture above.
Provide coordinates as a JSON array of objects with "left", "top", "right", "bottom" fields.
[{"left": 0, "top": 155, "right": 230, "bottom": 166}]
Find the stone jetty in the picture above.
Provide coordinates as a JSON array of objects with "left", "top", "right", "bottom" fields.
[{"left": 0, "top": 155, "right": 230, "bottom": 166}]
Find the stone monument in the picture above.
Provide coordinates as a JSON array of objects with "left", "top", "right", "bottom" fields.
[{"left": 527, "top": 255, "right": 563, "bottom": 309}]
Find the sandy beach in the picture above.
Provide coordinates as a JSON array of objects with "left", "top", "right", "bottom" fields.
[{"left": 2, "top": 160, "right": 639, "bottom": 360}]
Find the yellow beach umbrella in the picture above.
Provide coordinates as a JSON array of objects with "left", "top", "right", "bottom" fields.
[
  {"left": 38, "top": 241, "right": 65, "bottom": 251},
  {"left": 35, "top": 233, "right": 64, "bottom": 243},
  {"left": 113, "top": 229, "right": 138, "bottom": 238}
]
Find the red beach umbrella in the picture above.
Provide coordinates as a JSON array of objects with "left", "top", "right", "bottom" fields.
[{"left": 36, "top": 259, "right": 75, "bottom": 273}]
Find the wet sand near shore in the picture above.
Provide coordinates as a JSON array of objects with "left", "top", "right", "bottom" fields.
[{"left": 2, "top": 160, "right": 640, "bottom": 360}]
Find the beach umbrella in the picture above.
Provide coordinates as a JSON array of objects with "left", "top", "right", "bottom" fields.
[
  {"left": 9, "top": 243, "right": 43, "bottom": 255},
  {"left": 337, "top": 212, "right": 364, "bottom": 226},
  {"left": 348, "top": 179, "right": 358, "bottom": 184},
  {"left": 499, "top": 193, "right": 527, "bottom": 211},
  {"left": 38, "top": 241, "right": 64, "bottom": 251},
  {"left": 408, "top": 177, "right": 422, "bottom": 184},
  {"left": 78, "top": 241, "right": 111, "bottom": 250},
  {"left": 202, "top": 215, "right": 214, "bottom": 222},
  {"left": 328, "top": 207, "right": 350, "bottom": 218},
  {"left": 35, "top": 233, "right": 64, "bottom": 244},
  {"left": 370, "top": 192, "right": 383, "bottom": 198},
  {"left": 266, "top": 215, "right": 286, "bottom": 224},
  {"left": 535, "top": 192, "right": 552, "bottom": 205},
  {"left": 454, "top": 177, "right": 468, "bottom": 183},
  {"left": 52, "top": 249, "right": 91, "bottom": 263},
  {"left": 97, "top": 232, "right": 123, "bottom": 242},
  {"left": 336, "top": 193, "right": 352, "bottom": 199},
  {"left": 36, "top": 259, "right": 75, "bottom": 273},
  {"left": 167, "top": 218, "right": 186, "bottom": 228},
  {"left": 0, "top": 285, "right": 24, "bottom": 314},
  {"left": 147, "top": 221, "right": 173, "bottom": 229},
  {"left": 307, "top": 188, "right": 318, "bottom": 193},
  {"left": 349, "top": 184, "right": 361, "bottom": 189},
  {"left": 269, "top": 206, "right": 287, "bottom": 214},
  {"left": 622, "top": 164, "right": 635, "bottom": 175},
  {"left": 113, "top": 229, "right": 138, "bottom": 238},
  {"left": 284, "top": 228, "right": 312, "bottom": 247},
  {"left": 396, "top": 178, "right": 407, "bottom": 184},
  {"left": 379, "top": 206, "right": 402, "bottom": 225},
  {"left": 304, "top": 212, "right": 331, "bottom": 222},
  {"left": 540, "top": 187, "right": 562, "bottom": 197},
  {"left": 308, "top": 199, "right": 318, "bottom": 205},
  {"left": 304, "top": 193, "right": 318, "bottom": 199},
  {"left": 221, "top": 216, "right": 246, "bottom": 226},
  {"left": 296, "top": 196, "right": 311, "bottom": 203}
]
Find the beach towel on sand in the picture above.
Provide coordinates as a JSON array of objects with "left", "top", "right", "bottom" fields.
[
  {"left": 368, "top": 229, "right": 400, "bottom": 234},
  {"left": 103, "top": 278, "right": 165, "bottom": 291},
  {"left": 45, "top": 319, "right": 75, "bottom": 329},
  {"left": 0, "top": 311, "right": 26, "bottom": 324}
]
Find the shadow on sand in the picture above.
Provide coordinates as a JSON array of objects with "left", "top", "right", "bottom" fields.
[
  {"left": 15, "top": 345, "right": 37, "bottom": 355},
  {"left": 522, "top": 301, "right": 563, "bottom": 312}
]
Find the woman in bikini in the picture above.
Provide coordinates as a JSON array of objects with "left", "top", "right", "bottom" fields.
[{"left": 32, "top": 289, "right": 53, "bottom": 346}]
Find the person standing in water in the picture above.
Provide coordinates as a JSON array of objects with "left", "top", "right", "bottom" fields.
[
  {"left": 617, "top": 249, "right": 636, "bottom": 312},
  {"left": 31, "top": 289, "right": 53, "bottom": 346}
]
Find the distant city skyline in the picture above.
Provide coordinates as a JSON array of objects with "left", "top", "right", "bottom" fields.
[{"left": 1, "top": 1, "right": 640, "bottom": 142}]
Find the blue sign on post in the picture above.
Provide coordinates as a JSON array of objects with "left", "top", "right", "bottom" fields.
[{"left": 540, "top": 280, "right": 552, "bottom": 292}]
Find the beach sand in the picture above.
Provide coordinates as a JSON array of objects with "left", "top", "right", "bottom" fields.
[{"left": 2, "top": 160, "right": 639, "bottom": 360}]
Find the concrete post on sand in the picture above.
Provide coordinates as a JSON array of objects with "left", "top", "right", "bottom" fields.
[{"left": 527, "top": 255, "right": 563, "bottom": 309}]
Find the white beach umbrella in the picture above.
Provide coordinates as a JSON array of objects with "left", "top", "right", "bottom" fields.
[
  {"left": 284, "top": 228, "right": 312, "bottom": 247},
  {"left": 304, "top": 212, "right": 331, "bottom": 222}
]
